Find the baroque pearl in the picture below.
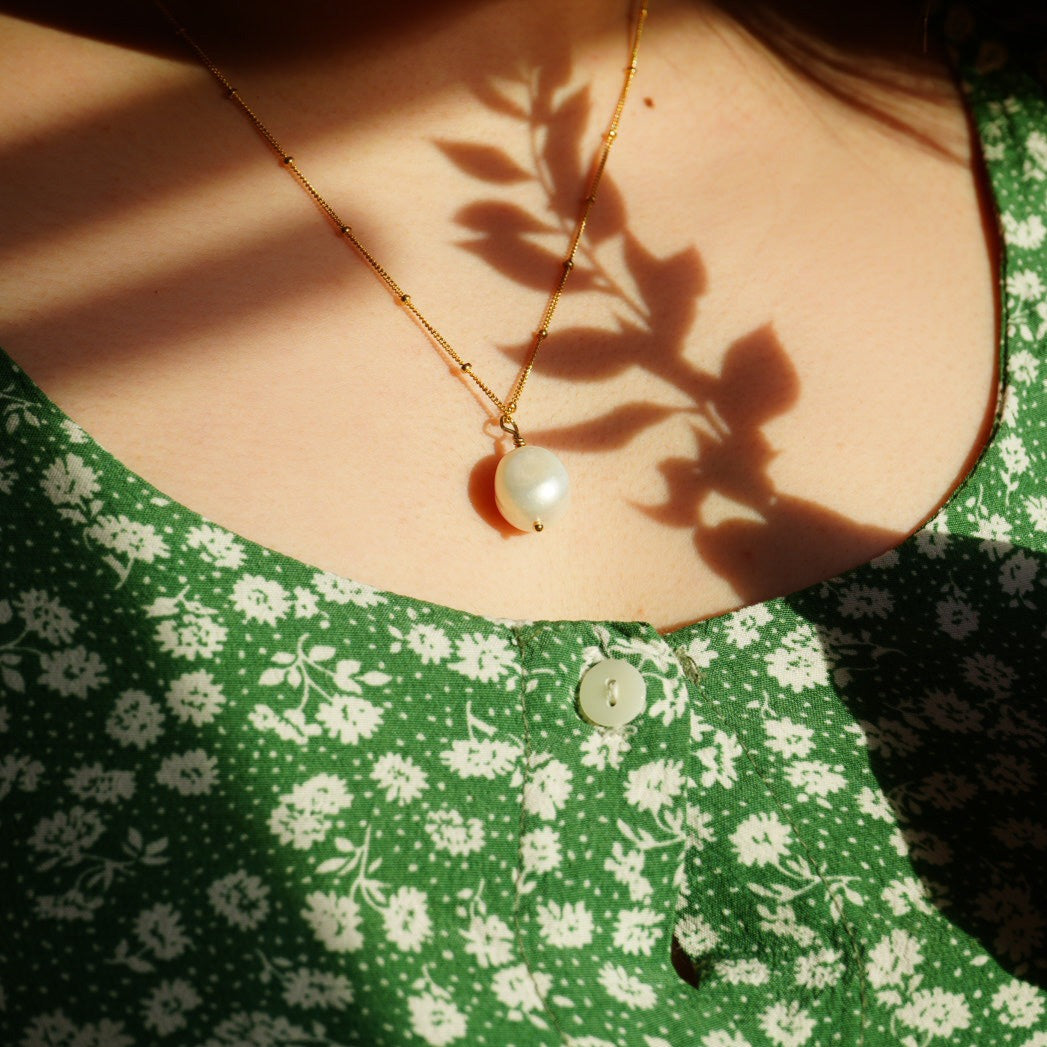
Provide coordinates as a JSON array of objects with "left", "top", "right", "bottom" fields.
[{"left": 494, "top": 445, "right": 570, "bottom": 532}]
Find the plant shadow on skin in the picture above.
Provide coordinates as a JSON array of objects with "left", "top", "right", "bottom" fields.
[{"left": 444, "top": 47, "right": 914, "bottom": 619}]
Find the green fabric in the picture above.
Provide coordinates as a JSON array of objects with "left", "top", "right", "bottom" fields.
[{"left": 2, "top": 12, "right": 1046, "bottom": 1047}]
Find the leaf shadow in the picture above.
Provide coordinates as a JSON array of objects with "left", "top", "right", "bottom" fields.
[{"left": 440, "top": 43, "right": 928, "bottom": 604}]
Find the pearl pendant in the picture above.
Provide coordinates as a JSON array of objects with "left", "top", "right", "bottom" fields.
[{"left": 494, "top": 445, "right": 570, "bottom": 532}]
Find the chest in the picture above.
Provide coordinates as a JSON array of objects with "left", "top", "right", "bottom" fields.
[{"left": 0, "top": 20, "right": 1001, "bottom": 632}]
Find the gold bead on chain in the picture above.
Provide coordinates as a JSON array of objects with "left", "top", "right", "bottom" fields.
[{"left": 154, "top": 0, "right": 649, "bottom": 533}]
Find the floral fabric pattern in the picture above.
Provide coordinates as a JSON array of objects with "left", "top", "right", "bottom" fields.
[{"left": 2, "top": 11, "right": 1046, "bottom": 1047}]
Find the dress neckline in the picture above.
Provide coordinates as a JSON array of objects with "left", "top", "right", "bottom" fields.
[{"left": 0, "top": 25, "right": 1018, "bottom": 647}]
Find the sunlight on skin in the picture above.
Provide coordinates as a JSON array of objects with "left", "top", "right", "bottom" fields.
[
  {"left": 699, "top": 488, "right": 768, "bottom": 527},
  {"left": 2, "top": 0, "right": 971, "bottom": 361},
  {"left": 0, "top": 0, "right": 1000, "bottom": 626}
]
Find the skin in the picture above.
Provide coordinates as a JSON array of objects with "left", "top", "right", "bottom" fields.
[{"left": 0, "top": 0, "right": 1000, "bottom": 633}]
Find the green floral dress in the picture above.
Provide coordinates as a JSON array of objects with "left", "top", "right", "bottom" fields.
[{"left": 1, "top": 10, "right": 1045, "bottom": 1047}]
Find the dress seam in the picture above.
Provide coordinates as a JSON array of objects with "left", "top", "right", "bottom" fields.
[
  {"left": 508, "top": 623, "right": 570, "bottom": 1046},
  {"left": 674, "top": 643, "right": 871, "bottom": 1044}
]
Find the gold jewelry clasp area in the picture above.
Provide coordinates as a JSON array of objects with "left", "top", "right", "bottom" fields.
[{"left": 499, "top": 414, "right": 526, "bottom": 448}]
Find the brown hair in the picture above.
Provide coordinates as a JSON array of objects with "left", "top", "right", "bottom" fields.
[{"left": 706, "top": 0, "right": 1047, "bottom": 150}]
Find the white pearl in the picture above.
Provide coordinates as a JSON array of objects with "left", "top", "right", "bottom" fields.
[{"left": 494, "top": 445, "right": 570, "bottom": 532}]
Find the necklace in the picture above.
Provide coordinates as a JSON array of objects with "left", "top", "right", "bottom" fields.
[{"left": 155, "top": 0, "right": 649, "bottom": 533}]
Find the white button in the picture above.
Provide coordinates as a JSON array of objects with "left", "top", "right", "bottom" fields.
[{"left": 577, "top": 659, "right": 646, "bottom": 728}]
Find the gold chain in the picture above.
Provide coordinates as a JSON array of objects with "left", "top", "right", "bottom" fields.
[{"left": 154, "top": 0, "right": 649, "bottom": 442}]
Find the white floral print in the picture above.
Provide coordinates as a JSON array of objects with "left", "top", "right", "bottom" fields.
[
  {"left": 164, "top": 670, "right": 226, "bottom": 725},
  {"left": 764, "top": 625, "right": 830, "bottom": 692},
  {"left": 731, "top": 812, "right": 793, "bottom": 867},
  {"left": 207, "top": 869, "right": 271, "bottom": 930},
  {"left": 155, "top": 750, "right": 219, "bottom": 795},
  {"left": 269, "top": 774, "right": 353, "bottom": 850}
]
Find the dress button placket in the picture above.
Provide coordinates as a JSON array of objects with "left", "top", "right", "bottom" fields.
[{"left": 509, "top": 620, "right": 707, "bottom": 1045}]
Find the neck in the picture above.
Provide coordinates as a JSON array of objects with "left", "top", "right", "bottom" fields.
[{"left": 4, "top": 0, "right": 939, "bottom": 80}]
